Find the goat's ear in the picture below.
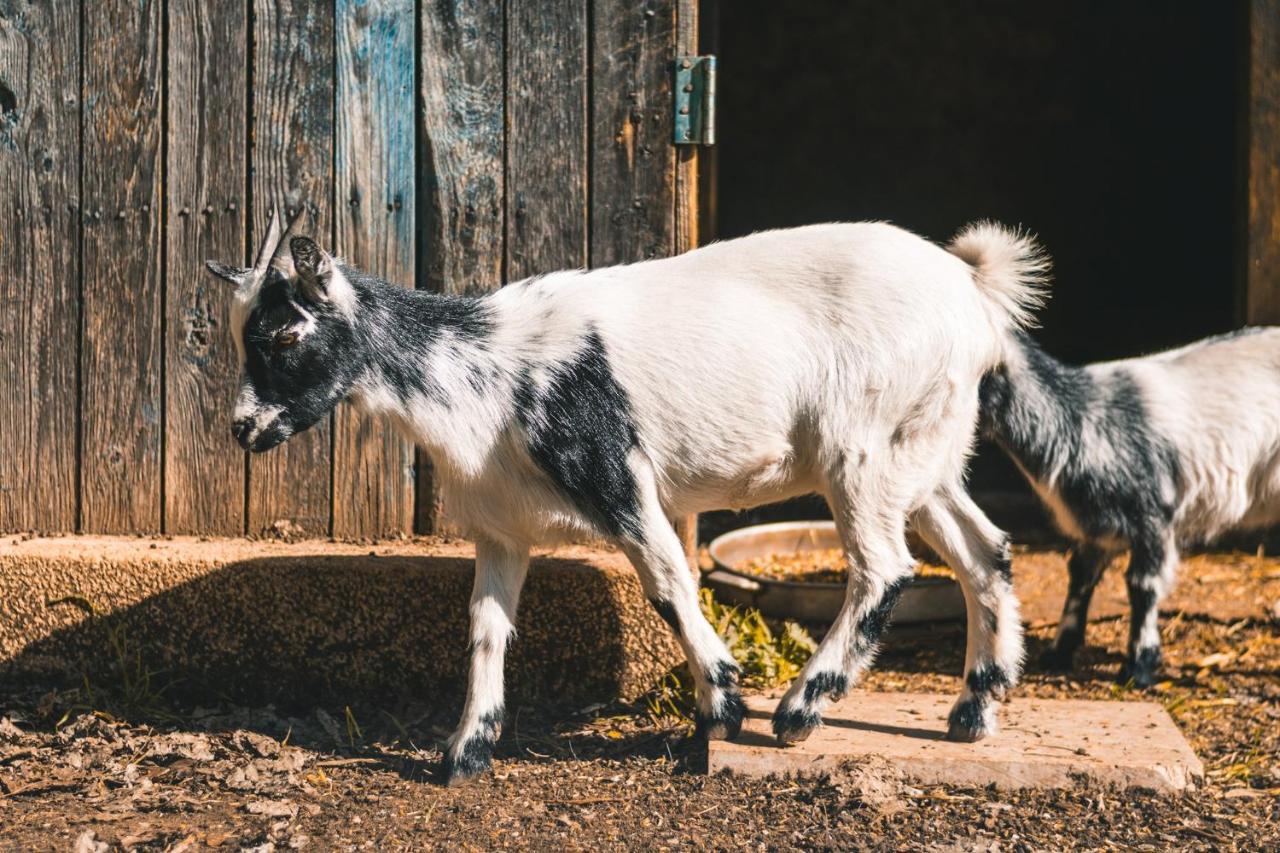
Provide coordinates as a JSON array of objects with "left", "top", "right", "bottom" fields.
[
  {"left": 205, "top": 260, "right": 251, "bottom": 287},
  {"left": 290, "top": 236, "right": 344, "bottom": 305}
]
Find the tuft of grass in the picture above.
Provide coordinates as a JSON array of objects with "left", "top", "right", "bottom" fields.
[
  {"left": 644, "top": 589, "right": 816, "bottom": 726},
  {"left": 46, "top": 595, "right": 180, "bottom": 720},
  {"left": 344, "top": 705, "right": 364, "bottom": 748},
  {"left": 700, "top": 588, "right": 816, "bottom": 688}
]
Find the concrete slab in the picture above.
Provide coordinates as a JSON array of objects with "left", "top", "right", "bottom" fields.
[{"left": 708, "top": 691, "right": 1203, "bottom": 793}]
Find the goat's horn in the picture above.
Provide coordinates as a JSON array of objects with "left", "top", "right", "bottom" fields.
[
  {"left": 270, "top": 206, "right": 310, "bottom": 273},
  {"left": 251, "top": 207, "right": 283, "bottom": 276}
]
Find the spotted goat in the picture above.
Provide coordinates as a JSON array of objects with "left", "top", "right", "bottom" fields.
[
  {"left": 980, "top": 327, "right": 1280, "bottom": 686},
  {"left": 207, "top": 212, "right": 1048, "bottom": 784}
]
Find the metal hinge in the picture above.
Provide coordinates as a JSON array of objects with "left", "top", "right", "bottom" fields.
[{"left": 674, "top": 55, "right": 716, "bottom": 145}]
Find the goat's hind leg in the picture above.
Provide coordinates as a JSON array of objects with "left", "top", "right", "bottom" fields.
[
  {"left": 1120, "top": 532, "right": 1177, "bottom": 688},
  {"left": 912, "top": 485, "right": 1024, "bottom": 742},
  {"left": 442, "top": 538, "right": 529, "bottom": 785},
  {"left": 1040, "top": 543, "right": 1114, "bottom": 672},
  {"left": 772, "top": 467, "right": 916, "bottom": 744}
]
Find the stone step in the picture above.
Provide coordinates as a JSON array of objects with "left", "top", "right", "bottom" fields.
[
  {"left": 708, "top": 691, "right": 1202, "bottom": 793},
  {"left": 0, "top": 536, "right": 680, "bottom": 706}
]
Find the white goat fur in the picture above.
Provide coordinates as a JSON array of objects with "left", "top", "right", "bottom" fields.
[
  {"left": 218, "top": 220, "right": 1048, "bottom": 781},
  {"left": 983, "top": 326, "right": 1280, "bottom": 683}
]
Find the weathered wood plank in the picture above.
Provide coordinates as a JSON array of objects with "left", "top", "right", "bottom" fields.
[
  {"left": 418, "top": 0, "right": 504, "bottom": 296},
  {"left": 333, "top": 0, "right": 416, "bottom": 537},
  {"left": 1247, "top": 0, "right": 1280, "bottom": 324},
  {"left": 590, "top": 0, "right": 676, "bottom": 267},
  {"left": 673, "top": 0, "right": 699, "bottom": 561},
  {"left": 249, "top": 0, "right": 334, "bottom": 536},
  {"left": 165, "top": 0, "right": 248, "bottom": 535},
  {"left": 506, "top": 0, "right": 588, "bottom": 279},
  {"left": 0, "top": 0, "right": 80, "bottom": 532},
  {"left": 416, "top": 0, "right": 505, "bottom": 532},
  {"left": 80, "top": 0, "right": 164, "bottom": 533}
]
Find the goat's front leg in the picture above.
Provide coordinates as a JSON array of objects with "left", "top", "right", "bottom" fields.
[
  {"left": 1120, "top": 532, "right": 1177, "bottom": 688},
  {"left": 617, "top": 473, "right": 745, "bottom": 739},
  {"left": 1040, "top": 543, "right": 1114, "bottom": 672},
  {"left": 442, "top": 537, "right": 529, "bottom": 786}
]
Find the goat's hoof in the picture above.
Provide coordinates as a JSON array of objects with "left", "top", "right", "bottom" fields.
[
  {"left": 1117, "top": 653, "right": 1162, "bottom": 689},
  {"left": 440, "top": 742, "right": 493, "bottom": 787},
  {"left": 696, "top": 692, "right": 746, "bottom": 741},
  {"left": 1037, "top": 647, "right": 1076, "bottom": 673},
  {"left": 771, "top": 707, "right": 821, "bottom": 745},
  {"left": 945, "top": 699, "right": 996, "bottom": 743}
]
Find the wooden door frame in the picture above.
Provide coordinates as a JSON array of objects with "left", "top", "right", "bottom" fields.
[
  {"left": 1245, "top": 0, "right": 1280, "bottom": 325},
  {"left": 675, "top": 0, "right": 702, "bottom": 560}
]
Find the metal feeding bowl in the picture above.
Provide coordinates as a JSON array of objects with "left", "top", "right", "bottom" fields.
[{"left": 704, "top": 520, "right": 965, "bottom": 625}]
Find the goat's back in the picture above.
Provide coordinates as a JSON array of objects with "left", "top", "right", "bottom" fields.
[{"left": 1105, "top": 327, "right": 1280, "bottom": 540}]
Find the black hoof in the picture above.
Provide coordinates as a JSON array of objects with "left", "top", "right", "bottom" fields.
[
  {"left": 1117, "top": 660, "right": 1161, "bottom": 689},
  {"left": 441, "top": 740, "right": 493, "bottom": 787},
  {"left": 1038, "top": 647, "right": 1077, "bottom": 673},
  {"left": 695, "top": 692, "right": 746, "bottom": 741},
  {"left": 771, "top": 707, "right": 821, "bottom": 745},
  {"left": 1118, "top": 647, "right": 1163, "bottom": 688},
  {"left": 945, "top": 699, "right": 992, "bottom": 743}
]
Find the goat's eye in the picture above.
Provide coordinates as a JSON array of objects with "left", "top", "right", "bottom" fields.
[{"left": 275, "top": 330, "right": 300, "bottom": 349}]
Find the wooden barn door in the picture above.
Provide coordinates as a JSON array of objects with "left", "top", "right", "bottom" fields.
[
  {"left": 418, "top": 0, "right": 704, "bottom": 545},
  {"left": 0, "top": 0, "right": 704, "bottom": 541}
]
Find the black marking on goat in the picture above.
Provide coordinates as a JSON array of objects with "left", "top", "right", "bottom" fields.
[
  {"left": 993, "top": 541, "right": 1013, "bottom": 584},
  {"left": 772, "top": 706, "right": 823, "bottom": 743},
  {"left": 803, "top": 671, "right": 849, "bottom": 704},
  {"left": 980, "top": 332, "right": 1181, "bottom": 546},
  {"left": 233, "top": 261, "right": 493, "bottom": 451},
  {"left": 441, "top": 708, "right": 503, "bottom": 785},
  {"left": 709, "top": 660, "right": 741, "bottom": 690},
  {"left": 514, "top": 331, "right": 643, "bottom": 539},
  {"left": 356, "top": 278, "right": 493, "bottom": 403},
  {"left": 648, "top": 598, "right": 680, "bottom": 636},
  {"left": 853, "top": 575, "right": 911, "bottom": 652},
  {"left": 965, "top": 664, "right": 1011, "bottom": 697},
  {"left": 946, "top": 698, "right": 988, "bottom": 742},
  {"left": 984, "top": 607, "right": 999, "bottom": 636},
  {"left": 1120, "top": 647, "right": 1164, "bottom": 688},
  {"left": 237, "top": 272, "right": 363, "bottom": 448},
  {"left": 1125, "top": 580, "right": 1158, "bottom": 621},
  {"left": 695, "top": 692, "right": 746, "bottom": 741}
]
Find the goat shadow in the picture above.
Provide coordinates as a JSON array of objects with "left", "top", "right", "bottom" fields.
[{"left": 0, "top": 552, "right": 676, "bottom": 764}]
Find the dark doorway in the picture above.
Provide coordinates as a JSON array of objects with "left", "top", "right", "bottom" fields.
[
  {"left": 701, "top": 1, "right": 1242, "bottom": 541},
  {"left": 713, "top": 0, "right": 1241, "bottom": 363}
]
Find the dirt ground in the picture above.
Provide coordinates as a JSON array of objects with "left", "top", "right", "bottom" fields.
[{"left": 1, "top": 549, "right": 1278, "bottom": 851}]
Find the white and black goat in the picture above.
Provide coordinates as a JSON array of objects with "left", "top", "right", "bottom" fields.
[
  {"left": 980, "top": 327, "right": 1280, "bottom": 686},
  {"left": 206, "top": 211, "right": 1047, "bottom": 784}
]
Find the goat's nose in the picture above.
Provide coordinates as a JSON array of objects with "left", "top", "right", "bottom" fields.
[{"left": 230, "top": 419, "right": 254, "bottom": 446}]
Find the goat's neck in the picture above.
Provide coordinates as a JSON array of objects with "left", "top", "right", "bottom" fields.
[
  {"left": 985, "top": 334, "right": 1088, "bottom": 484},
  {"left": 347, "top": 285, "right": 503, "bottom": 475}
]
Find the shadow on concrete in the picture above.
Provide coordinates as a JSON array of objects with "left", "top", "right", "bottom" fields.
[{"left": 1, "top": 553, "right": 645, "bottom": 714}]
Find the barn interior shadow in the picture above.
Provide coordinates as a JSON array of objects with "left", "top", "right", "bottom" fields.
[{"left": 0, "top": 554, "right": 665, "bottom": 762}]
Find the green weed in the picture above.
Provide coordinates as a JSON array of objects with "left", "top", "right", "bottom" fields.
[
  {"left": 45, "top": 595, "right": 179, "bottom": 720},
  {"left": 644, "top": 588, "right": 817, "bottom": 726}
]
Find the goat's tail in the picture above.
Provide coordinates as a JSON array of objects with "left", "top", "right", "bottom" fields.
[{"left": 948, "top": 221, "right": 1050, "bottom": 330}]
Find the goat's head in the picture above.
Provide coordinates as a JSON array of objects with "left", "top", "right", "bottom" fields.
[{"left": 205, "top": 209, "right": 363, "bottom": 452}]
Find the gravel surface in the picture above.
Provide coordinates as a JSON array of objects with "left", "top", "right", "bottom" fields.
[{"left": 1, "top": 551, "right": 1277, "bottom": 851}]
